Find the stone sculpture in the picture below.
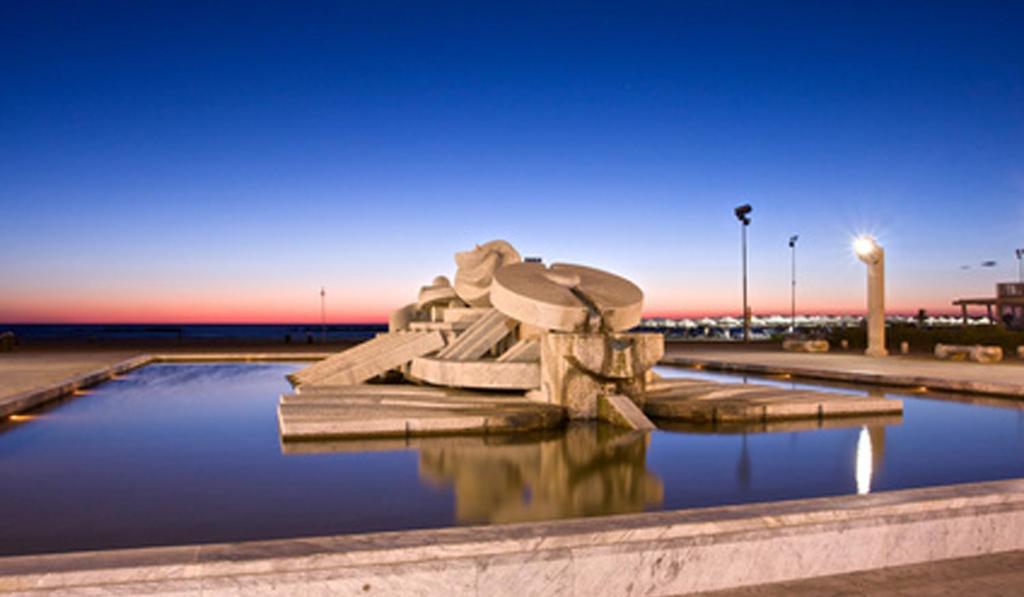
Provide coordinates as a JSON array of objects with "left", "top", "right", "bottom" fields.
[
  {"left": 281, "top": 239, "right": 903, "bottom": 441},
  {"left": 288, "top": 239, "right": 663, "bottom": 430},
  {"left": 453, "top": 240, "right": 522, "bottom": 307}
]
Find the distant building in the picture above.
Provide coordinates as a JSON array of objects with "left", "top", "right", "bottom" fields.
[{"left": 953, "top": 282, "right": 1024, "bottom": 329}]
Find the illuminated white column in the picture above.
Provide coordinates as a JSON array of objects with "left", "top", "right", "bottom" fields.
[{"left": 854, "top": 236, "right": 887, "bottom": 357}]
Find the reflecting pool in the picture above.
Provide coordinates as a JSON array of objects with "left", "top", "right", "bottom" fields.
[{"left": 0, "top": 363, "right": 1022, "bottom": 555}]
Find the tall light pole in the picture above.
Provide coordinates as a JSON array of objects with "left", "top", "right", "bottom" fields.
[
  {"left": 788, "top": 235, "right": 799, "bottom": 333},
  {"left": 734, "top": 204, "right": 753, "bottom": 342},
  {"left": 854, "top": 236, "right": 887, "bottom": 357},
  {"left": 320, "top": 286, "right": 326, "bottom": 344},
  {"left": 1016, "top": 248, "right": 1023, "bottom": 283}
]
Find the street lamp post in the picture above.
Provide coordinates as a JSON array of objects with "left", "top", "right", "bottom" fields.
[
  {"left": 1016, "top": 248, "right": 1023, "bottom": 283},
  {"left": 734, "top": 204, "right": 753, "bottom": 342},
  {"left": 788, "top": 235, "right": 799, "bottom": 333},
  {"left": 854, "top": 236, "right": 887, "bottom": 357},
  {"left": 320, "top": 286, "right": 326, "bottom": 344}
]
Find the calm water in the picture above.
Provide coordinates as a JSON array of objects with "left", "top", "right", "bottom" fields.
[{"left": 1, "top": 363, "right": 1023, "bottom": 555}]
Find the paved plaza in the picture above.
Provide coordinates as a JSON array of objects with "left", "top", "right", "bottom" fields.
[{"left": 703, "top": 548, "right": 1024, "bottom": 596}]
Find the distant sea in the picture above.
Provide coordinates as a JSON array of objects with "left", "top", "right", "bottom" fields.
[{"left": 0, "top": 324, "right": 387, "bottom": 343}]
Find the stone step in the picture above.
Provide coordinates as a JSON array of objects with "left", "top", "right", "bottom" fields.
[
  {"left": 435, "top": 309, "right": 515, "bottom": 361},
  {"left": 496, "top": 338, "right": 540, "bottom": 362},
  {"left": 289, "top": 331, "right": 444, "bottom": 387},
  {"left": 289, "top": 333, "right": 404, "bottom": 385}
]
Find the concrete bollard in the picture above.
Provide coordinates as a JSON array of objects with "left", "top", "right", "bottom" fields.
[
  {"left": 782, "top": 338, "right": 829, "bottom": 353},
  {"left": 1017, "top": 346, "right": 1024, "bottom": 360},
  {"left": 934, "top": 343, "right": 1003, "bottom": 363},
  {"left": 840, "top": 339, "right": 849, "bottom": 350},
  {"left": 970, "top": 345, "right": 1003, "bottom": 363},
  {"left": 900, "top": 341, "right": 910, "bottom": 355},
  {"left": 0, "top": 331, "right": 14, "bottom": 352}
]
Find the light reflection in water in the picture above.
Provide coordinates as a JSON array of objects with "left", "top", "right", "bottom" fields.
[
  {"left": 856, "top": 426, "right": 872, "bottom": 494},
  {"left": 854, "top": 425, "right": 887, "bottom": 495}
]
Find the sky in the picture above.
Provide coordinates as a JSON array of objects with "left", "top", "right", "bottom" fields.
[{"left": 1, "top": 1, "right": 1022, "bottom": 323}]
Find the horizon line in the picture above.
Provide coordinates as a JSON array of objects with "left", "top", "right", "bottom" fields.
[{"left": 1, "top": 311, "right": 976, "bottom": 326}]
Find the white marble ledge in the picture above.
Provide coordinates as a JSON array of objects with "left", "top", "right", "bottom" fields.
[{"left": 3, "top": 478, "right": 1024, "bottom": 595}]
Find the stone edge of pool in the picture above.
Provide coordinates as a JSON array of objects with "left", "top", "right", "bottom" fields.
[
  {"left": 1, "top": 478, "right": 1024, "bottom": 594},
  {"left": 0, "top": 353, "right": 330, "bottom": 419},
  {"left": 7, "top": 349, "right": 1023, "bottom": 421},
  {"left": 660, "top": 355, "right": 1024, "bottom": 399}
]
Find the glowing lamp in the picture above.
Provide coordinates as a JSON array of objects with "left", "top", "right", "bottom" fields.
[{"left": 853, "top": 236, "right": 880, "bottom": 262}]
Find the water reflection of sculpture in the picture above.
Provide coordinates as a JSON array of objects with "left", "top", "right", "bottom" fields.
[{"left": 418, "top": 425, "right": 663, "bottom": 525}]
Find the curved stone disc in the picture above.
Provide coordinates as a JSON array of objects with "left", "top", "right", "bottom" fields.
[
  {"left": 490, "top": 262, "right": 643, "bottom": 332},
  {"left": 453, "top": 240, "right": 522, "bottom": 307},
  {"left": 417, "top": 281, "right": 459, "bottom": 310}
]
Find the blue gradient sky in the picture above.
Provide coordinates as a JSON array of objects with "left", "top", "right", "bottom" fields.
[{"left": 2, "top": 1, "right": 1022, "bottom": 323}]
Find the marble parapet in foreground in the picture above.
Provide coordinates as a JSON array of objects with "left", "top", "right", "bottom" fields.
[{"left": 3, "top": 478, "right": 1024, "bottom": 595}]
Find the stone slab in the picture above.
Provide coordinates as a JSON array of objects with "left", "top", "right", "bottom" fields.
[
  {"left": 491, "top": 262, "right": 644, "bottom": 332},
  {"left": 290, "top": 332, "right": 445, "bottom": 387},
  {"left": 661, "top": 349, "right": 1024, "bottom": 399},
  {"left": 278, "top": 384, "right": 564, "bottom": 440},
  {"left": 496, "top": 338, "right": 540, "bottom": 362},
  {"left": 644, "top": 378, "right": 902, "bottom": 423},
  {"left": 657, "top": 413, "right": 903, "bottom": 434},
  {"left": 409, "top": 357, "right": 540, "bottom": 390},
  {"left": 443, "top": 307, "right": 493, "bottom": 325},
  {"left": 435, "top": 309, "right": 515, "bottom": 361},
  {"left": 4, "top": 479, "right": 1024, "bottom": 594},
  {"left": 598, "top": 393, "right": 656, "bottom": 431}
]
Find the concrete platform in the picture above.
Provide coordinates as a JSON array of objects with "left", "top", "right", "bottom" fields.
[
  {"left": 644, "top": 378, "right": 903, "bottom": 424},
  {"left": 0, "top": 351, "right": 329, "bottom": 419},
  {"left": 662, "top": 347, "right": 1024, "bottom": 398},
  {"left": 278, "top": 384, "right": 565, "bottom": 441},
  {"left": 0, "top": 353, "right": 151, "bottom": 418}
]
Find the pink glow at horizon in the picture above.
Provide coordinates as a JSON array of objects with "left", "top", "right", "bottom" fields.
[{"left": 0, "top": 291, "right": 974, "bottom": 325}]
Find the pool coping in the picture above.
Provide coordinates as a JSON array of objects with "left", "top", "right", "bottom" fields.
[
  {"left": 8, "top": 350, "right": 1024, "bottom": 420},
  {"left": 2, "top": 478, "right": 1024, "bottom": 594},
  {"left": 660, "top": 354, "right": 1024, "bottom": 399},
  {"left": 0, "top": 352, "right": 330, "bottom": 419}
]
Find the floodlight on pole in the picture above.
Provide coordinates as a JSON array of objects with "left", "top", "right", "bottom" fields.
[
  {"left": 788, "top": 235, "right": 798, "bottom": 333},
  {"left": 1016, "top": 248, "right": 1024, "bottom": 283},
  {"left": 734, "top": 204, "right": 753, "bottom": 342},
  {"left": 854, "top": 235, "right": 887, "bottom": 357}
]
